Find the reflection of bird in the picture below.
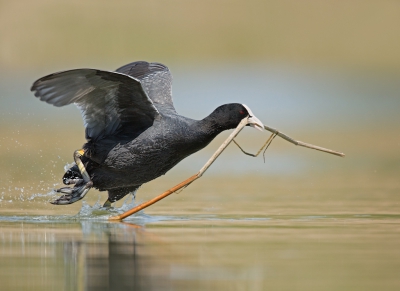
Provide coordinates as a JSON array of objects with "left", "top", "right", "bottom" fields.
[{"left": 31, "top": 61, "right": 263, "bottom": 206}]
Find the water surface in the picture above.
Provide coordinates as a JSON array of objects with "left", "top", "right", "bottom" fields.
[{"left": 1, "top": 212, "right": 400, "bottom": 291}]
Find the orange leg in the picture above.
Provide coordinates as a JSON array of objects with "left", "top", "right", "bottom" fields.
[{"left": 108, "top": 174, "right": 198, "bottom": 221}]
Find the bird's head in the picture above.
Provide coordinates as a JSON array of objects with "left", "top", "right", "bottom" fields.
[{"left": 209, "top": 103, "right": 264, "bottom": 131}]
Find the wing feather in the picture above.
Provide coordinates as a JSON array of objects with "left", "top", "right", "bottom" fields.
[
  {"left": 31, "top": 69, "right": 160, "bottom": 140},
  {"left": 115, "top": 61, "right": 176, "bottom": 114}
]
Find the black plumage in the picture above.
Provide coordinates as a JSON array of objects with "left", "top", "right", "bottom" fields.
[{"left": 31, "top": 61, "right": 262, "bottom": 205}]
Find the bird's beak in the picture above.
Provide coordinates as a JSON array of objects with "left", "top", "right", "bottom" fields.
[
  {"left": 243, "top": 104, "right": 264, "bottom": 131},
  {"left": 248, "top": 115, "right": 264, "bottom": 131}
]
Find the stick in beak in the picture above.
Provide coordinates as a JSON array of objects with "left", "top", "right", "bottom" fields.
[
  {"left": 263, "top": 125, "right": 345, "bottom": 157},
  {"left": 241, "top": 104, "right": 344, "bottom": 157}
]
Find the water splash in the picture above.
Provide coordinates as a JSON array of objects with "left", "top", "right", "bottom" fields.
[
  {"left": 27, "top": 190, "right": 57, "bottom": 202},
  {"left": 0, "top": 190, "right": 279, "bottom": 224},
  {"left": 75, "top": 200, "right": 116, "bottom": 219},
  {"left": 74, "top": 194, "right": 148, "bottom": 221}
]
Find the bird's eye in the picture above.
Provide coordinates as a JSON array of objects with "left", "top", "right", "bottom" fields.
[{"left": 239, "top": 110, "right": 245, "bottom": 115}]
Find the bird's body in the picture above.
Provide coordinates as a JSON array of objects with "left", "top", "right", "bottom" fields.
[
  {"left": 31, "top": 61, "right": 263, "bottom": 205},
  {"left": 83, "top": 112, "right": 223, "bottom": 200}
]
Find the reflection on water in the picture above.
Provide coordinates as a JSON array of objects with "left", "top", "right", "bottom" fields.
[
  {"left": 0, "top": 221, "right": 159, "bottom": 291},
  {"left": 68, "top": 222, "right": 166, "bottom": 291},
  {"left": 1, "top": 214, "right": 400, "bottom": 291}
]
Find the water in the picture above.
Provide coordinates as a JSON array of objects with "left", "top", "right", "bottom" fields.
[
  {"left": 0, "top": 65, "right": 399, "bottom": 290},
  {"left": 1, "top": 213, "right": 400, "bottom": 290}
]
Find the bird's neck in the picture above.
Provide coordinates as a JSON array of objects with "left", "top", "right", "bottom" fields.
[{"left": 196, "top": 113, "right": 230, "bottom": 138}]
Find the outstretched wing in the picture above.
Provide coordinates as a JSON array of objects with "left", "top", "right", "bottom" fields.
[
  {"left": 31, "top": 69, "right": 160, "bottom": 140},
  {"left": 115, "top": 61, "right": 177, "bottom": 114}
]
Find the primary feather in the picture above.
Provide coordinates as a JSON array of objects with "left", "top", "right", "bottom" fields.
[{"left": 31, "top": 69, "right": 159, "bottom": 140}]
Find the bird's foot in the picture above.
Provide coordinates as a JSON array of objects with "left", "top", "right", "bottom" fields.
[
  {"left": 63, "top": 167, "right": 83, "bottom": 185},
  {"left": 51, "top": 181, "right": 93, "bottom": 205}
]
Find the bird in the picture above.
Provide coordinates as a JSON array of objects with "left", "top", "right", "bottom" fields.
[{"left": 31, "top": 61, "right": 264, "bottom": 207}]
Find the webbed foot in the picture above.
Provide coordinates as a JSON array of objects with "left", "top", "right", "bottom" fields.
[
  {"left": 52, "top": 148, "right": 93, "bottom": 205},
  {"left": 51, "top": 181, "right": 93, "bottom": 205}
]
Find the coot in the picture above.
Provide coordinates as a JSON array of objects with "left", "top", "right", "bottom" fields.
[{"left": 31, "top": 61, "right": 263, "bottom": 206}]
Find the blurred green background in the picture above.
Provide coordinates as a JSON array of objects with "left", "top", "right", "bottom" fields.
[
  {"left": 0, "top": 0, "right": 399, "bottom": 212},
  {"left": 1, "top": 0, "right": 400, "bottom": 71}
]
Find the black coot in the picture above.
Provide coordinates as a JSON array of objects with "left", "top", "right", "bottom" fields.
[{"left": 31, "top": 61, "right": 263, "bottom": 206}]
